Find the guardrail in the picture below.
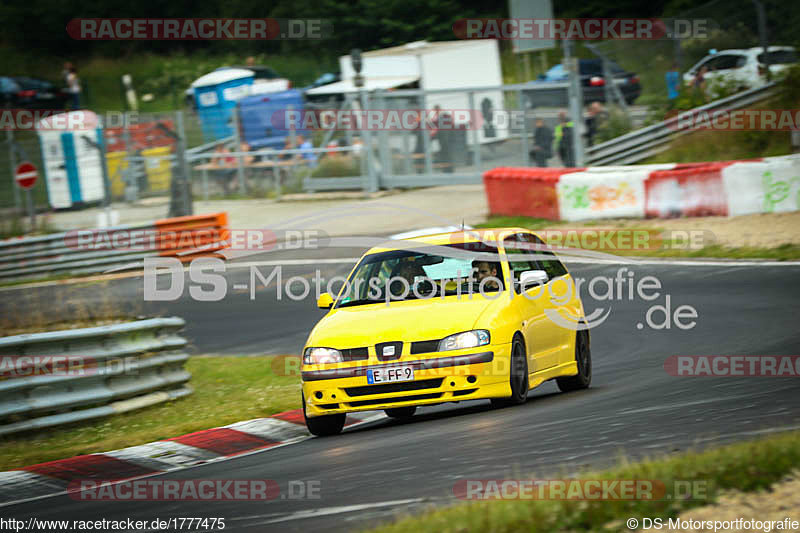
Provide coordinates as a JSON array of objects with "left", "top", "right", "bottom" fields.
[
  {"left": 0, "top": 212, "right": 229, "bottom": 282},
  {"left": 585, "top": 83, "right": 778, "bottom": 166},
  {"left": 0, "top": 317, "right": 191, "bottom": 436}
]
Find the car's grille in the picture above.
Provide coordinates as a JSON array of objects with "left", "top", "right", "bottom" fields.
[
  {"left": 410, "top": 339, "right": 440, "bottom": 354},
  {"left": 376, "top": 341, "right": 403, "bottom": 361},
  {"left": 343, "top": 378, "right": 445, "bottom": 397},
  {"left": 341, "top": 347, "right": 368, "bottom": 361},
  {"left": 347, "top": 392, "right": 443, "bottom": 407},
  {"left": 452, "top": 389, "right": 478, "bottom": 397}
]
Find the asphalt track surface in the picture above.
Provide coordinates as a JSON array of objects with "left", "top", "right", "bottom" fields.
[{"left": 3, "top": 251, "right": 800, "bottom": 531}]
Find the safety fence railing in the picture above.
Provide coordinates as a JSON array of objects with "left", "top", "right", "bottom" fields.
[
  {"left": 0, "top": 317, "right": 191, "bottom": 436},
  {"left": 186, "top": 145, "right": 359, "bottom": 200},
  {"left": 0, "top": 212, "right": 229, "bottom": 281},
  {"left": 585, "top": 83, "right": 779, "bottom": 166}
]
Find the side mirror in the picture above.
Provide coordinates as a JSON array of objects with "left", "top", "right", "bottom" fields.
[
  {"left": 317, "top": 292, "right": 334, "bottom": 309},
  {"left": 518, "top": 270, "right": 548, "bottom": 290}
]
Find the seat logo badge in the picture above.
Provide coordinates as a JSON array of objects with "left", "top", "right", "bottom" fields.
[{"left": 383, "top": 346, "right": 395, "bottom": 356}]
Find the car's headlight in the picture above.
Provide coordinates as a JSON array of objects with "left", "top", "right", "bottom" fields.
[
  {"left": 303, "top": 347, "right": 343, "bottom": 364},
  {"left": 438, "top": 330, "right": 490, "bottom": 352}
]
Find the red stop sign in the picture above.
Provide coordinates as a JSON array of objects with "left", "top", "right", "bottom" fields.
[{"left": 15, "top": 162, "right": 38, "bottom": 190}]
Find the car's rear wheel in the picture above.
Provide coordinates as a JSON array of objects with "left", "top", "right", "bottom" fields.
[
  {"left": 491, "top": 336, "right": 529, "bottom": 407},
  {"left": 302, "top": 393, "right": 346, "bottom": 436},
  {"left": 557, "top": 330, "right": 592, "bottom": 392},
  {"left": 385, "top": 406, "right": 416, "bottom": 418}
]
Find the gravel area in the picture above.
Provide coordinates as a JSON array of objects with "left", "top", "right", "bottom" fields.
[
  {"left": 554, "top": 212, "right": 800, "bottom": 249},
  {"left": 637, "top": 473, "right": 800, "bottom": 532}
]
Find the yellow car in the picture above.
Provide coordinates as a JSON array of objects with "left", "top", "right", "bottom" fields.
[{"left": 301, "top": 228, "right": 591, "bottom": 436}]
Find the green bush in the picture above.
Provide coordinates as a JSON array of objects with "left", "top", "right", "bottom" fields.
[
  {"left": 311, "top": 156, "right": 361, "bottom": 178},
  {"left": 595, "top": 106, "right": 633, "bottom": 143}
]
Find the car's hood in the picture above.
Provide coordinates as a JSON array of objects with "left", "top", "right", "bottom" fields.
[{"left": 306, "top": 295, "right": 502, "bottom": 349}]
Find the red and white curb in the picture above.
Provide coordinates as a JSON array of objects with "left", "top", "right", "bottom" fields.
[{"left": 0, "top": 409, "right": 386, "bottom": 508}]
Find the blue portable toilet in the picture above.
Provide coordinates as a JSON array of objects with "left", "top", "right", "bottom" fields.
[
  {"left": 237, "top": 89, "right": 308, "bottom": 150},
  {"left": 191, "top": 68, "right": 254, "bottom": 141}
]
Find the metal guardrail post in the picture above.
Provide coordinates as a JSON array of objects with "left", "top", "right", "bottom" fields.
[
  {"left": 5, "top": 130, "right": 21, "bottom": 210},
  {"left": 359, "top": 90, "right": 378, "bottom": 193},
  {"left": 517, "top": 89, "right": 531, "bottom": 166},
  {"left": 231, "top": 109, "right": 247, "bottom": 195},
  {"left": 166, "top": 111, "right": 193, "bottom": 217},
  {"left": 420, "top": 92, "right": 433, "bottom": 176},
  {"left": 564, "top": 39, "right": 586, "bottom": 167},
  {"left": 468, "top": 91, "right": 482, "bottom": 171},
  {"left": 375, "top": 90, "right": 392, "bottom": 188}
]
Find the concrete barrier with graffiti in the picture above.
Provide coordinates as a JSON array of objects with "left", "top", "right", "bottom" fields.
[{"left": 483, "top": 154, "right": 800, "bottom": 221}]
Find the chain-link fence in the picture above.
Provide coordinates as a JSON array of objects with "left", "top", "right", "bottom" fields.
[{"left": 0, "top": 83, "right": 589, "bottom": 211}]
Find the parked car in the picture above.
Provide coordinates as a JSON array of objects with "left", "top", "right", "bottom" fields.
[
  {"left": 524, "top": 59, "right": 641, "bottom": 108},
  {"left": 14, "top": 77, "right": 70, "bottom": 109},
  {"left": 683, "top": 46, "right": 798, "bottom": 91},
  {"left": 306, "top": 72, "right": 340, "bottom": 90},
  {"left": 303, "top": 72, "right": 342, "bottom": 104},
  {"left": 0, "top": 76, "right": 69, "bottom": 109},
  {"left": 0, "top": 76, "right": 19, "bottom": 107}
]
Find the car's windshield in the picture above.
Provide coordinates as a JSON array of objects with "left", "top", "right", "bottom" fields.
[{"left": 336, "top": 242, "right": 504, "bottom": 307}]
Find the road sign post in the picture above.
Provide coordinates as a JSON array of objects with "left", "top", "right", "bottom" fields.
[{"left": 14, "top": 161, "right": 38, "bottom": 230}]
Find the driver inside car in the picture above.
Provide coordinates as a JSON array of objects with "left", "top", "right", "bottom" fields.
[
  {"left": 389, "top": 260, "right": 426, "bottom": 298},
  {"left": 471, "top": 260, "right": 500, "bottom": 291}
]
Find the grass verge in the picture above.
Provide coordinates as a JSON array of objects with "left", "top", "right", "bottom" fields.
[
  {"left": 476, "top": 216, "right": 800, "bottom": 261},
  {"left": 372, "top": 430, "right": 800, "bottom": 533},
  {"left": 0, "top": 356, "right": 300, "bottom": 471}
]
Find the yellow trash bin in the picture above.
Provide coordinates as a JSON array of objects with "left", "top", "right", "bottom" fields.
[
  {"left": 105, "top": 151, "right": 128, "bottom": 198},
  {"left": 141, "top": 146, "right": 173, "bottom": 193}
]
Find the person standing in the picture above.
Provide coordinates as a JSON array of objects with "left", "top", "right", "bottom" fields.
[
  {"left": 554, "top": 112, "right": 575, "bottom": 167},
  {"left": 665, "top": 62, "right": 681, "bottom": 108},
  {"left": 583, "top": 102, "right": 606, "bottom": 147},
  {"left": 66, "top": 66, "right": 81, "bottom": 110},
  {"left": 433, "top": 105, "right": 454, "bottom": 172},
  {"left": 530, "top": 118, "right": 553, "bottom": 167},
  {"left": 295, "top": 134, "right": 317, "bottom": 167},
  {"left": 61, "top": 62, "right": 73, "bottom": 86},
  {"left": 692, "top": 66, "right": 708, "bottom": 102}
]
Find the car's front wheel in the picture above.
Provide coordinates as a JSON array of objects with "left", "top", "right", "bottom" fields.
[
  {"left": 491, "top": 336, "right": 529, "bottom": 407},
  {"left": 303, "top": 393, "right": 345, "bottom": 436},
  {"left": 557, "top": 330, "right": 591, "bottom": 392}
]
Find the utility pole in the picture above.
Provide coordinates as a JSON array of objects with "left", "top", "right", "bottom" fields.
[
  {"left": 563, "top": 39, "right": 585, "bottom": 167},
  {"left": 753, "top": 0, "right": 770, "bottom": 81}
]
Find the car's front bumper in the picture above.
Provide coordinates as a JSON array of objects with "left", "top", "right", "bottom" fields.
[{"left": 302, "top": 344, "right": 512, "bottom": 418}]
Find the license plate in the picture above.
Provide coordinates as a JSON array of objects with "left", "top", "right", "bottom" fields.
[{"left": 367, "top": 365, "right": 414, "bottom": 384}]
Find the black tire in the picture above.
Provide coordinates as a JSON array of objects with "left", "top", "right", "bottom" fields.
[
  {"left": 303, "top": 393, "right": 345, "bottom": 436},
  {"left": 491, "top": 336, "right": 529, "bottom": 407},
  {"left": 385, "top": 406, "right": 417, "bottom": 419},
  {"left": 557, "top": 330, "right": 592, "bottom": 392}
]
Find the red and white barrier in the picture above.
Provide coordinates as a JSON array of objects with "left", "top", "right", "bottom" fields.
[{"left": 483, "top": 155, "right": 800, "bottom": 221}]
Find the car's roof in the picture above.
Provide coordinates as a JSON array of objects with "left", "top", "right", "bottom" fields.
[
  {"left": 364, "top": 228, "right": 530, "bottom": 254},
  {"left": 697, "top": 46, "right": 795, "bottom": 58}
]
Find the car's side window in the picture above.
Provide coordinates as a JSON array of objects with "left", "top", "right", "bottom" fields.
[
  {"left": 713, "top": 54, "right": 741, "bottom": 70},
  {"left": 503, "top": 236, "right": 536, "bottom": 292},
  {"left": 538, "top": 251, "right": 568, "bottom": 280},
  {"left": 518, "top": 232, "right": 568, "bottom": 280}
]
